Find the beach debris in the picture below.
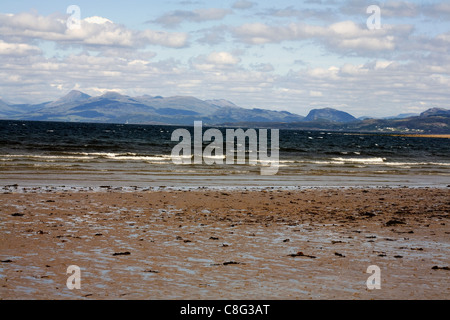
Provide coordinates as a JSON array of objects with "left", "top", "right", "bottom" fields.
[
  {"left": 360, "top": 212, "right": 376, "bottom": 218},
  {"left": 385, "top": 219, "right": 405, "bottom": 227},
  {"left": 393, "top": 230, "right": 414, "bottom": 234},
  {"left": 283, "top": 239, "right": 290, "bottom": 242},
  {"left": 210, "top": 261, "right": 243, "bottom": 266},
  {"left": 223, "top": 261, "right": 242, "bottom": 265},
  {"left": 394, "top": 255, "right": 403, "bottom": 258},
  {"left": 431, "top": 266, "right": 450, "bottom": 271},
  {"left": 11, "top": 213, "right": 24, "bottom": 217},
  {"left": 112, "top": 251, "right": 131, "bottom": 256},
  {"left": 334, "top": 252, "right": 345, "bottom": 257},
  {"left": 1, "top": 259, "right": 13, "bottom": 263},
  {"left": 209, "top": 236, "right": 219, "bottom": 240},
  {"left": 143, "top": 269, "right": 159, "bottom": 273},
  {"left": 288, "top": 251, "right": 316, "bottom": 258},
  {"left": 373, "top": 250, "right": 387, "bottom": 257}
]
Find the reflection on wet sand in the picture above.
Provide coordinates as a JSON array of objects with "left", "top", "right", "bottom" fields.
[{"left": 1, "top": 187, "right": 448, "bottom": 299}]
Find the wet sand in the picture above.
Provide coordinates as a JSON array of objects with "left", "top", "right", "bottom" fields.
[{"left": 0, "top": 187, "right": 449, "bottom": 300}]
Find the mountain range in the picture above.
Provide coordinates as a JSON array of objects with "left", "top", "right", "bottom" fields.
[{"left": 1, "top": 90, "right": 449, "bottom": 133}]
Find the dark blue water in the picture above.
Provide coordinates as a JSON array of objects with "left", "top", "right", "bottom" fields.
[{"left": 1, "top": 120, "right": 449, "bottom": 188}]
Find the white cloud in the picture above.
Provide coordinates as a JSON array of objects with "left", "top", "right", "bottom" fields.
[
  {"left": 83, "top": 16, "right": 113, "bottom": 24},
  {"left": 0, "top": 12, "right": 66, "bottom": 34},
  {"left": 277, "top": 57, "right": 450, "bottom": 117},
  {"left": 190, "top": 51, "right": 241, "bottom": 71},
  {"left": 341, "top": 0, "right": 450, "bottom": 20},
  {"left": 426, "top": 2, "right": 450, "bottom": 18},
  {"left": 232, "top": 1, "right": 255, "bottom": 10},
  {"left": 141, "top": 29, "right": 188, "bottom": 48},
  {"left": 152, "top": 8, "right": 232, "bottom": 28},
  {"left": 251, "top": 63, "right": 275, "bottom": 72},
  {"left": 0, "top": 40, "right": 41, "bottom": 56},
  {"left": 206, "top": 51, "right": 241, "bottom": 65},
  {"left": 194, "top": 8, "right": 232, "bottom": 21},
  {"left": 309, "top": 90, "right": 323, "bottom": 97},
  {"left": 258, "top": 5, "right": 337, "bottom": 22},
  {"left": 232, "top": 22, "right": 322, "bottom": 44},
  {"left": 0, "top": 12, "right": 189, "bottom": 49},
  {"left": 196, "top": 25, "right": 229, "bottom": 45},
  {"left": 381, "top": 1, "right": 419, "bottom": 18},
  {"left": 233, "top": 20, "right": 412, "bottom": 56}
]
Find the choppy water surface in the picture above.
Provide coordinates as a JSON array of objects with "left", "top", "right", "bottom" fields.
[{"left": 0, "top": 120, "right": 449, "bottom": 187}]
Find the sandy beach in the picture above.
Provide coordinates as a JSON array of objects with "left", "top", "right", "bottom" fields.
[{"left": 0, "top": 187, "right": 449, "bottom": 300}]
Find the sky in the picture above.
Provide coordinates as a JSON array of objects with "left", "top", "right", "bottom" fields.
[{"left": 1, "top": 0, "right": 450, "bottom": 118}]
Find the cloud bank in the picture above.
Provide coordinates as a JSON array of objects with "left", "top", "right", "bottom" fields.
[{"left": 1, "top": 1, "right": 449, "bottom": 118}]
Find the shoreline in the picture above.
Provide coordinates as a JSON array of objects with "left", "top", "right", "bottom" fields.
[
  {"left": 2, "top": 184, "right": 450, "bottom": 194},
  {"left": 389, "top": 134, "right": 450, "bottom": 139},
  {"left": 1, "top": 187, "right": 449, "bottom": 299}
]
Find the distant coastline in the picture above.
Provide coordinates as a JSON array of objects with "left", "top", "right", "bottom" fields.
[
  {"left": 389, "top": 134, "right": 450, "bottom": 139},
  {"left": 1, "top": 91, "right": 449, "bottom": 134}
]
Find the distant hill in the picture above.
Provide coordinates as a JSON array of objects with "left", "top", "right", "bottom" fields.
[
  {"left": 419, "top": 108, "right": 450, "bottom": 117},
  {"left": 0, "top": 91, "right": 448, "bottom": 133},
  {"left": 0, "top": 99, "right": 13, "bottom": 117},
  {"left": 304, "top": 108, "right": 356, "bottom": 123},
  {"left": 220, "top": 108, "right": 450, "bottom": 134},
  {"left": 47, "top": 90, "right": 91, "bottom": 107},
  {"left": 384, "top": 113, "right": 420, "bottom": 119},
  {"left": 0, "top": 91, "right": 303, "bottom": 125}
]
